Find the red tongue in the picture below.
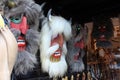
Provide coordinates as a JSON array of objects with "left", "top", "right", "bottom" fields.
[
  {"left": 74, "top": 40, "right": 84, "bottom": 49},
  {"left": 10, "top": 16, "right": 29, "bottom": 35},
  {"left": 51, "top": 34, "right": 63, "bottom": 58}
]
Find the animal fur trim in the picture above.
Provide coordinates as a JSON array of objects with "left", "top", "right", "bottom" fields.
[
  {"left": 14, "top": 50, "right": 37, "bottom": 75},
  {"left": 40, "top": 9, "right": 72, "bottom": 78}
]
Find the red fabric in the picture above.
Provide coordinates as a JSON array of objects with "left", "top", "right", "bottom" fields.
[
  {"left": 51, "top": 34, "right": 64, "bottom": 59},
  {"left": 74, "top": 39, "right": 84, "bottom": 49},
  {"left": 10, "top": 16, "right": 29, "bottom": 34}
]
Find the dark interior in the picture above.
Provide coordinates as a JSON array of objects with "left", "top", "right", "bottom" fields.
[{"left": 35, "top": 0, "right": 120, "bottom": 23}]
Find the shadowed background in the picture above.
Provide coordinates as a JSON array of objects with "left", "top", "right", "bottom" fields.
[{"left": 35, "top": 0, "right": 120, "bottom": 23}]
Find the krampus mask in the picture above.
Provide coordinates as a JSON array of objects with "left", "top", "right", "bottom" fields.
[
  {"left": 40, "top": 9, "right": 72, "bottom": 78},
  {"left": 92, "top": 15, "right": 114, "bottom": 48},
  {"left": 4, "top": 0, "right": 44, "bottom": 75},
  {"left": 67, "top": 24, "right": 87, "bottom": 72}
]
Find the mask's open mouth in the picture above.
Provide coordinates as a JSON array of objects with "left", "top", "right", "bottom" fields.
[{"left": 50, "top": 34, "right": 64, "bottom": 62}]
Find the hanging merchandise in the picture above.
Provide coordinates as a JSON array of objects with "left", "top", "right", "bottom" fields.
[
  {"left": 40, "top": 9, "right": 72, "bottom": 79},
  {"left": 0, "top": 13, "right": 18, "bottom": 80},
  {"left": 92, "top": 15, "right": 114, "bottom": 48},
  {"left": 4, "top": 0, "right": 45, "bottom": 75},
  {"left": 67, "top": 24, "right": 87, "bottom": 72}
]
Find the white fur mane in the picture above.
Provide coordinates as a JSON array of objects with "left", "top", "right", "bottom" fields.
[{"left": 40, "top": 13, "right": 72, "bottom": 78}]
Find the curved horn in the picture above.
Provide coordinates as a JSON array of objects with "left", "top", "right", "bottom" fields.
[
  {"left": 47, "top": 9, "right": 52, "bottom": 21},
  {"left": 69, "top": 18, "right": 72, "bottom": 24},
  {"left": 41, "top": 2, "right": 46, "bottom": 9}
]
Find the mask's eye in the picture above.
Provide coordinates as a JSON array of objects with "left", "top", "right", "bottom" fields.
[
  {"left": 77, "top": 27, "right": 80, "bottom": 31},
  {"left": 76, "top": 25, "right": 80, "bottom": 31},
  {"left": 10, "top": 16, "right": 21, "bottom": 24}
]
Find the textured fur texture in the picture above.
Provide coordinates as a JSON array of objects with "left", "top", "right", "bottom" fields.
[
  {"left": 4, "top": 0, "right": 43, "bottom": 75},
  {"left": 14, "top": 50, "right": 37, "bottom": 75},
  {"left": 67, "top": 24, "right": 87, "bottom": 72},
  {"left": 0, "top": 0, "right": 5, "bottom": 15},
  {"left": 40, "top": 10, "right": 72, "bottom": 78}
]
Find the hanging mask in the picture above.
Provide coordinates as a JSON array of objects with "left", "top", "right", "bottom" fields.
[{"left": 92, "top": 15, "right": 114, "bottom": 48}]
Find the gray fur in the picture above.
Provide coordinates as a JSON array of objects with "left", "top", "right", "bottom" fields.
[
  {"left": 25, "top": 29, "right": 40, "bottom": 54},
  {"left": 67, "top": 24, "right": 87, "bottom": 72},
  {"left": 10, "top": 28, "right": 40, "bottom": 75},
  {"left": 14, "top": 50, "right": 37, "bottom": 75},
  {"left": 10, "top": 28, "right": 21, "bottom": 39},
  {"left": 0, "top": 0, "right": 5, "bottom": 10},
  {"left": 0, "top": 0, "right": 7, "bottom": 15},
  {"left": 67, "top": 38, "right": 85, "bottom": 72},
  {"left": 70, "top": 50, "right": 85, "bottom": 72}
]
